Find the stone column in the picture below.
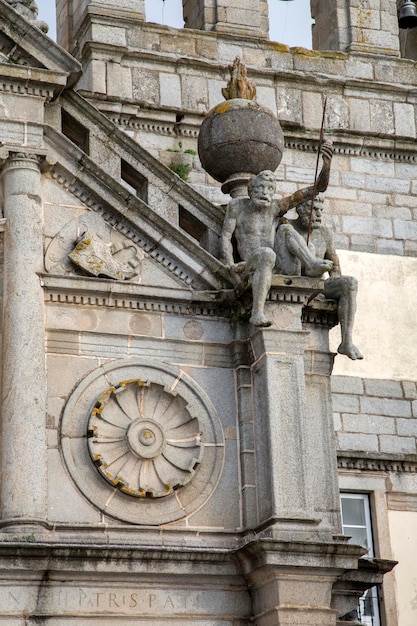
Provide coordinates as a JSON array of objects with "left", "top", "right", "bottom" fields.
[
  {"left": 311, "top": 0, "right": 400, "bottom": 56},
  {"left": 245, "top": 278, "right": 343, "bottom": 540},
  {"left": 0, "top": 152, "right": 47, "bottom": 526}
]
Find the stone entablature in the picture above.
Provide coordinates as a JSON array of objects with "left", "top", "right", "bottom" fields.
[
  {"left": 338, "top": 453, "right": 417, "bottom": 474},
  {"left": 0, "top": 0, "right": 80, "bottom": 77},
  {"left": 0, "top": 542, "right": 252, "bottom": 623}
]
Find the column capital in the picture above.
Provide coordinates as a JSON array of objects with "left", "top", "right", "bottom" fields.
[{"left": 0, "top": 149, "right": 49, "bottom": 176}]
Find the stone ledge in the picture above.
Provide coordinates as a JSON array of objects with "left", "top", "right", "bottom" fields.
[
  {"left": 0, "top": 0, "right": 81, "bottom": 82},
  {"left": 236, "top": 536, "right": 366, "bottom": 573},
  {"left": 42, "top": 273, "right": 235, "bottom": 318},
  {"left": 42, "top": 273, "right": 338, "bottom": 325},
  {"left": 337, "top": 451, "right": 417, "bottom": 473},
  {"left": 0, "top": 541, "right": 234, "bottom": 565}
]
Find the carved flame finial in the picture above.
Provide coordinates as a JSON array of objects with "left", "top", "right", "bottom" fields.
[{"left": 222, "top": 57, "right": 257, "bottom": 101}]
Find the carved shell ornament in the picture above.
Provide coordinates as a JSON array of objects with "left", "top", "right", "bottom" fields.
[
  {"left": 88, "top": 380, "right": 203, "bottom": 498},
  {"left": 61, "top": 359, "right": 224, "bottom": 524}
]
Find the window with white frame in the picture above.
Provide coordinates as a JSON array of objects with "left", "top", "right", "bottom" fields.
[{"left": 340, "top": 493, "right": 381, "bottom": 626}]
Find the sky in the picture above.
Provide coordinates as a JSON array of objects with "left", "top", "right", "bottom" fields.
[{"left": 37, "top": 0, "right": 313, "bottom": 48}]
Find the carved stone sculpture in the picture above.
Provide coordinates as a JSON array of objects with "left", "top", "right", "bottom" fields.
[
  {"left": 221, "top": 56, "right": 257, "bottom": 101},
  {"left": 7, "top": 0, "right": 49, "bottom": 32},
  {"left": 220, "top": 142, "right": 333, "bottom": 327},
  {"left": 45, "top": 213, "right": 141, "bottom": 280},
  {"left": 88, "top": 380, "right": 203, "bottom": 498},
  {"left": 275, "top": 194, "right": 363, "bottom": 360},
  {"left": 198, "top": 59, "right": 284, "bottom": 191},
  {"left": 69, "top": 231, "right": 139, "bottom": 280}
]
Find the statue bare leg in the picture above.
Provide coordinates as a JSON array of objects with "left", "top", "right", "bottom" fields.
[
  {"left": 247, "top": 247, "right": 276, "bottom": 327},
  {"left": 324, "top": 276, "right": 363, "bottom": 360}
]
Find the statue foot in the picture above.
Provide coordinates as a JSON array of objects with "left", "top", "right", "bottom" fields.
[
  {"left": 337, "top": 342, "right": 363, "bottom": 360},
  {"left": 250, "top": 312, "right": 273, "bottom": 327}
]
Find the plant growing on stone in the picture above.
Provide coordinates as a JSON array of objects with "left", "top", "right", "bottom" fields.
[
  {"left": 167, "top": 141, "right": 196, "bottom": 155},
  {"left": 169, "top": 161, "right": 191, "bottom": 181}
]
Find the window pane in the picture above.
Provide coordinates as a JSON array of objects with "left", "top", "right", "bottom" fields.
[
  {"left": 341, "top": 496, "right": 366, "bottom": 526},
  {"left": 343, "top": 526, "right": 369, "bottom": 550},
  {"left": 340, "top": 493, "right": 381, "bottom": 626}
]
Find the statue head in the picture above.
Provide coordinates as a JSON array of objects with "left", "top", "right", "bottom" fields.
[
  {"left": 296, "top": 194, "right": 325, "bottom": 229},
  {"left": 248, "top": 170, "right": 276, "bottom": 209}
]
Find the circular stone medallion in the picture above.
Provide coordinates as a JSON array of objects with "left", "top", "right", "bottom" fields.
[
  {"left": 88, "top": 381, "right": 203, "bottom": 498},
  {"left": 61, "top": 358, "right": 224, "bottom": 525}
]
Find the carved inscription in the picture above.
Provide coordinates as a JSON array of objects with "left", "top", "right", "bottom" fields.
[
  {"left": 0, "top": 584, "right": 250, "bottom": 618},
  {"left": 77, "top": 589, "right": 202, "bottom": 612},
  {"left": 2, "top": 587, "right": 205, "bottom": 615}
]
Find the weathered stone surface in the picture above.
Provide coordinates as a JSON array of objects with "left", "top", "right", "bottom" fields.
[
  {"left": 2, "top": 0, "right": 417, "bottom": 623},
  {"left": 0, "top": 154, "right": 47, "bottom": 522},
  {"left": 198, "top": 98, "right": 284, "bottom": 183}
]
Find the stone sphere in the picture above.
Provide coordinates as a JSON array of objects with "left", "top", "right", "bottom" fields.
[{"left": 198, "top": 98, "right": 284, "bottom": 183}]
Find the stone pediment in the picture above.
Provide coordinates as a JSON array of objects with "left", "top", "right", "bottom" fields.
[
  {"left": 0, "top": 0, "right": 80, "bottom": 83},
  {"left": 43, "top": 120, "right": 226, "bottom": 293},
  {"left": 0, "top": 0, "right": 228, "bottom": 294}
]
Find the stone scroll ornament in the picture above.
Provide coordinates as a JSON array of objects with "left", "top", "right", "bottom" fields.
[
  {"left": 88, "top": 380, "right": 203, "bottom": 498},
  {"left": 45, "top": 213, "right": 141, "bottom": 280}
]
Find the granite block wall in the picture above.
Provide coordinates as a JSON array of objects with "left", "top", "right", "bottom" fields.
[
  {"left": 332, "top": 376, "right": 417, "bottom": 456},
  {"left": 65, "top": 16, "right": 417, "bottom": 263}
]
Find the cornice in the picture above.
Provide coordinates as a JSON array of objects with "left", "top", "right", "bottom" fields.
[
  {"left": 0, "top": 541, "right": 233, "bottom": 566},
  {"left": 41, "top": 273, "right": 338, "bottom": 332},
  {"left": 338, "top": 452, "right": 417, "bottom": 474},
  {"left": 0, "top": 65, "right": 64, "bottom": 100},
  {"left": 81, "top": 92, "right": 417, "bottom": 164},
  {"left": 42, "top": 274, "right": 234, "bottom": 318},
  {"left": 0, "top": 0, "right": 81, "bottom": 81}
]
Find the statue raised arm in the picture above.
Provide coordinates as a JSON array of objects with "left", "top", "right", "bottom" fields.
[{"left": 220, "top": 142, "right": 334, "bottom": 327}]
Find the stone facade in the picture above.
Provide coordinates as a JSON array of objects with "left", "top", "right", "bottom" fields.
[{"left": 0, "top": 0, "right": 416, "bottom": 624}]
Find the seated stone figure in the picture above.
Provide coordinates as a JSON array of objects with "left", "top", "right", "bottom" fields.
[
  {"left": 220, "top": 142, "right": 333, "bottom": 327},
  {"left": 275, "top": 194, "right": 363, "bottom": 360},
  {"left": 7, "top": 0, "right": 49, "bottom": 32}
]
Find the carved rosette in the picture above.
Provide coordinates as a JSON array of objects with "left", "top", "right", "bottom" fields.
[
  {"left": 88, "top": 380, "right": 203, "bottom": 498},
  {"left": 61, "top": 358, "right": 224, "bottom": 525}
]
